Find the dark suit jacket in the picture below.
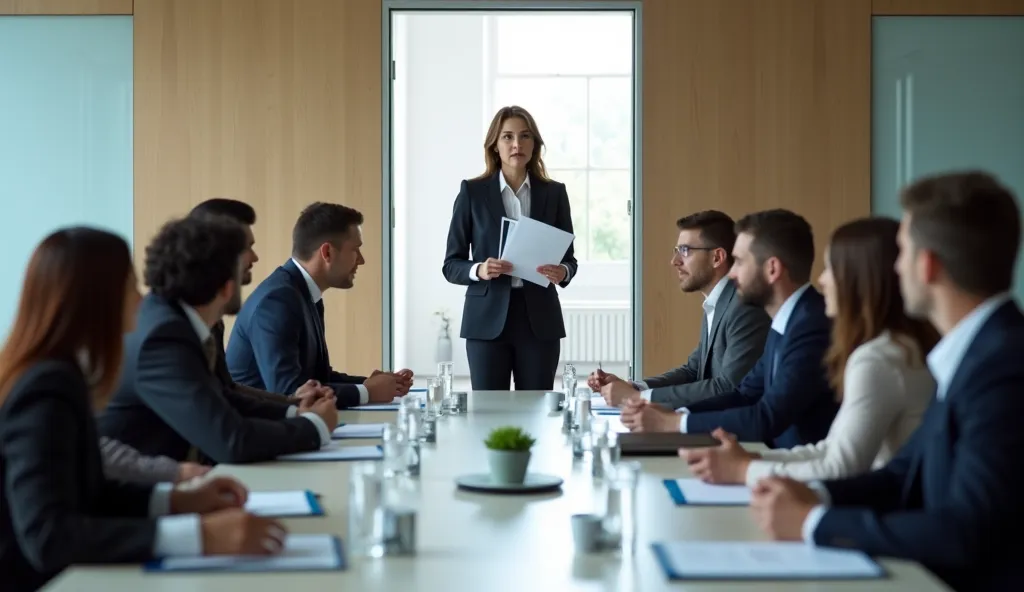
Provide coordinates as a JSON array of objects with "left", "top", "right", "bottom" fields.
[
  {"left": 643, "top": 279, "right": 770, "bottom": 408},
  {"left": 98, "top": 294, "right": 322, "bottom": 463},
  {"left": 1, "top": 360, "right": 156, "bottom": 591},
  {"left": 226, "top": 260, "right": 366, "bottom": 408},
  {"left": 442, "top": 174, "right": 578, "bottom": 341},
  {"left": 814, "top": 301, "right": 1024, "bottom": 591},
  {"left": 684, "top": 287, "right": 837, "bottom": 448},
  {"left": 210, "top": 321, "right": 290, "bottom": 404}
]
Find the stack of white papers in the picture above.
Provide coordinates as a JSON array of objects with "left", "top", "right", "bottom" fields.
[
  {"left": 277, "top": 443, "right": 383, "bottom": 462},
  {"left": 245, "top": 490, "right": 322, "bottom": 517},
  {"left": 332, "top": 423, "right": 387, "bottom": 439},
  {"left": 148, "top": 534, "right": 344, "bottom": 572},
  {"left": 651, "top": 541, "right": 884, "bottom": 580},
  {"left": 663, "top": 479, "right": 752, "bottom": 505},
  {"left": 500, "top": 215, "right": 575, "bottom": 287}
]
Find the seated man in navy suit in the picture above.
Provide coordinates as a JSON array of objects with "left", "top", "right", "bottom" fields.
[
  {"left": 751, "top": 171, "right": 1024, "bottom": 591},
  {"left": 622, "top": 209, "right": 837, "bottom": 449},
  {"left": 227, "top": 202, "right": 413, "bottom": 408}
]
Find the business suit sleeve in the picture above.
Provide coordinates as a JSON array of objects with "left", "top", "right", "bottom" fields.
[
  {"left": 650, "top": 306, "right": 770, "bottom": 408},
  {"left": 684, "top": 351, "right": 767, "bottom": 414},
  {"left": 135, "top": 322, "right": 322, "bottom": 463},
  {"left": 685, "top": 321, "right": 829, "bottom": 441},
  {"left": 442, "top": 180, "right": 476, "bottom": 285},
  {"left": 553, "top": 182, "right": 578, "bottom": 287},
  {"left": 99, "top": 436, "right": 180, "bottom": 484},
  {"left": 1, "top": 378, "right": 157, "bottom": 571},
  {"left": 813, "top": 371, "right": 1024, "bottom": 569},
  {"left": 221, "top": 387, "right": 292, "bottom": 420}
]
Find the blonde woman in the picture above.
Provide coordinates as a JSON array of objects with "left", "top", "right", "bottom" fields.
[{"left": 442, "top": 106, "right": 578, "bottom": 390}]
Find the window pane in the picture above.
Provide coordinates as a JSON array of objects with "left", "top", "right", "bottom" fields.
[
  {"left": 494, "top": 77, "right": 588, "bottom": 169},
  {"left": 494, "top": 13, "right": 633, "bottom": 76},
  {"left": 588, "top": 77, "right": 633, "bottom": 168},
  {"left": 588, "top": 171, "right": 631, "bottom": 262},
  {"left": 549, "top": 169, "right": 588, "bottom": 260}
]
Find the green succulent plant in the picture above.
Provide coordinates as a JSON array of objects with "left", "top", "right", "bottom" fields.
[{"left": 484, "top": 426, "right": 536, "bottom": 451}]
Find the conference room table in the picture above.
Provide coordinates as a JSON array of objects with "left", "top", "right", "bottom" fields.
[{"left": 46, "top": 390, "right": 949, "bottom": 591}]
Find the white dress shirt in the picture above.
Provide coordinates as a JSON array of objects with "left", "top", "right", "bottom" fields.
[
  {"left": 290, "top": 258, "right": 369, "bottom": 405},
  {"left": 677, "top": 283, "right": 811, "bottom": 433},
  {"left": 744, "top": 331, "right": 935, "bottom": 486},
  {"left": 799, "top": 293, "right": 1013, "bottom": 543},
  {"left": 635, "top": 276, "right": 729, "bottom": 397},
  {"left": 468, "top": 172, "right": 573, "bottom": 287}
]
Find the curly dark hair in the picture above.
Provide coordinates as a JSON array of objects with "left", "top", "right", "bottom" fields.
[{"left": 144, "top": 215, "right": 247, "bottom": 306}]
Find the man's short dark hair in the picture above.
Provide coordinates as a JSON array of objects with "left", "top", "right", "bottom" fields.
[
  {"left": 145, "top": 216, "right": 247, "bottom": 307},
  {"left": 901, "top": 170, "right": 1020, "bottom": 296},
  {"left": 291, "top": 202, "right": 364, "bottom": 260},
  {"left": 189, "top": 198, "right": 257, "bottom": 225},
  {"left": 734, "top": 209, "right": 815, "bottom": 284},
  {"left": 677, "top": 210, "right": 737, "bottom": 264}
]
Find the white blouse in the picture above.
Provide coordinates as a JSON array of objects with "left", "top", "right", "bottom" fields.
[{"left": 745, "top": 331, "right": 935, "bottom": 486}]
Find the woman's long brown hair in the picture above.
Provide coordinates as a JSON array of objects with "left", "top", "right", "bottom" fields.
[
  {"left": 474, "top": 105, "right": 551, "bottom": 182},
  {"left": 824, "top": 217, "right": 940, "bottom": 400},
  {"left": 0, "top": 227, "right": 133, "bottom": 408}
]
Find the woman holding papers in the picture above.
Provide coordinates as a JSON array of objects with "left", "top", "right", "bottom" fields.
[
  {"left": 443, "top": 105, "right": 578, "bottom": 390},
  {"left": 680, "top": 217, "right": 938, "bottom": 486},
  {"left": 0, "top": 228, "right": 287, "bottom": 591}
]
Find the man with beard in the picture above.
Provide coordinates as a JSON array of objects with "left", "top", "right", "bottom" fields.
[
  {"left": 227, "top": 202, "right": 413, "bottom": 408},
  {"left": 588, "top": 210, "right": 770, "bottom": 408},
  {"left": 622, "top": 209, "right": 838, "bottom": 450},
  {"left": 98, "top": 215, "right": 339, "bottom": 464}
]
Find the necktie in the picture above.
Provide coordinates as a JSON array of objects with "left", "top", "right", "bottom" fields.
[{"left": 201, "top": 335, "right": 218, "bottom": 373}]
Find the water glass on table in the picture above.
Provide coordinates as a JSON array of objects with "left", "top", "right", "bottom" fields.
[
  {"left": 437, "top": 362, "right": 453, "bottom": 415},
  {"left": 603, "top": 461, "right": 640, "bottom": 556},
  {"left": 348, "top": 461, "right": 387, "bottom": 558}
]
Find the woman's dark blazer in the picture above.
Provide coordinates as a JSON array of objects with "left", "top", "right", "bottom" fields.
[
  {"left": 0, "top": 359, "right": 157, "bottom": 591},
  {"left": 442, "top": 173, "right": 578, "bottom": 341}
]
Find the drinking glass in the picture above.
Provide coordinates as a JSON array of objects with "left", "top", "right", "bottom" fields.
[
  {"left": 426, "top": 377, "right": 444, "bottom": 419},
  {"left": 603, "top": 461, "right": 640, "bottom": 556},
  {"left": 348, "top": 461, "right": 387, "bottom": 558},
  {"left": 437, "top": 362, "right": 453, "bottom": 414}
]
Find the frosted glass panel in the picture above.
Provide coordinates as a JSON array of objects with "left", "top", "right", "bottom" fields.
[
  {"left": 872, "top": 17, "right": 1024, "bottom": 297},
  {"left": 0, "top": 16, "right": 132, "bottom": 335}
]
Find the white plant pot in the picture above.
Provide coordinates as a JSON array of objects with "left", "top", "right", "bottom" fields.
[{"left": 487, "top": 449, "right": 531, "bottom": 485}]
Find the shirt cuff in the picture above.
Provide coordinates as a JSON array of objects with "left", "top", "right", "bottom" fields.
[
  {"left": 469, "top": 262, "right": 482, "bottom": 281},
  {"left": 638, "top": 388, "right": 653, "bottom": 401},
  {"left": 301, "top": 412, "right": 332, "bottom": 446},
  {"left": 285, "top": 405, "right": 297, "bottom": 418},
  {"left": 678, "top": 412, "right": 688, "bottom": 433},
  {"left": 148, "top": 482, "right": 173, "bottom": 516},
  {"left": 560, "top": 263, "right": 573, "bottom": 282},
  {"left": 356, "top": 384, "right": 369, "bottom": 405},
  {"left": 802, "top": 505, "right": 828, "bottom": 544},
  {"left": 633, "top": 380, "right": 649, "bottom": 390},
  {"left": 153, "top": 514, "right": 203, "bottom": 557}
]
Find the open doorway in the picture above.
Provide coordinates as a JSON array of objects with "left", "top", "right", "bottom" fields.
[{"left": 384, "top": 3, "right": 642, "bottom": 389}]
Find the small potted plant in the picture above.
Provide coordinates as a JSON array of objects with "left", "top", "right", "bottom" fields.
[{"left": 484, "top": 426, "right": 536, "bottom": 485}]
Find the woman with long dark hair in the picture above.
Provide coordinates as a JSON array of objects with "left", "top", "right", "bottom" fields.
[
  {"left": 680, "top": 217, "right": 938, "bottom": 485},
  {"left": 442, "top": 106, "right": 578, "bottom": 390},
  {"left": 0, "top": 228, "right": 286, "bottom": 591}
]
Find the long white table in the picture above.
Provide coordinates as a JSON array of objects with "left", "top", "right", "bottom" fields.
[{"left": 46, "top": 391, "right": 949, "bottom": 590}]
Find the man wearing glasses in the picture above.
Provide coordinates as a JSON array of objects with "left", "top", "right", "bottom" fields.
[{"left": 588, "top": 210, "right": 770, "bottom": 409}]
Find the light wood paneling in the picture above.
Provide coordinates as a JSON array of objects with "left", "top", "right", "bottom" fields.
[
  {"left": 134, "top": 0, "right": 382, "bottom": 374},
  {"left": 639, "top": 0, "right": 872, "bottom": 376},
  {"left": 0, "top": 0, "right": 131, "bottom": 13},
  {"left": 873, "top": 0, "right": 1024, "bottom": 15}
]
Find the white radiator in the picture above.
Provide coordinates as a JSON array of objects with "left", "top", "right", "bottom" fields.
[{"left": 559, "top": 304, "right": 631, "bottom": 365}]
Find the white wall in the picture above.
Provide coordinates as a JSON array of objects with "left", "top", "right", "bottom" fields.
[{"left": 393, "top": 13, "right": 633, "bottom": 378}]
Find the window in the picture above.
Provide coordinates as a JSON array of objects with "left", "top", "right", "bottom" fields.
[{"left": 486, "top": 13, "right": 633, "bottom": 262}]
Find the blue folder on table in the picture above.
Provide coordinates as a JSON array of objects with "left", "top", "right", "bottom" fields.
[
  {"left": 650, "top": 540, "right": 885, "bottom": 581},
  {"left": 145, "top": 535, "right": 345, "bottom": 573},
  {"left": 662, "top": 479, "right": 751, "bottom": 506},
  {"left": 276, "top": 444, "right": 383, "bottom": 462}
]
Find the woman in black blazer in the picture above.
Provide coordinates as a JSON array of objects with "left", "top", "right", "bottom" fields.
[
  {"left": 443, "top": 106, "right": 578, "bottom": 390},
  {"left": 0, "top": 227, "right": 286, "bottom": 591}
]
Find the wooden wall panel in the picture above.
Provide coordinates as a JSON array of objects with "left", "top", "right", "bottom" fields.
[
  {"left": 133, "top": 0, "right": 383, "bottom": 374},
  {"left": 0, "top": 0, "right": 131, "bottom": 13},
  {"left": 640, "top": 0, "right": 871, "bottom": 376},
  {"left": 873, "top": 0, "right": 1024, "bottom": 15}
]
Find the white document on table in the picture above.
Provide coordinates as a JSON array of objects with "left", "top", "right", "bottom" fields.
[
  {"left": 666, "top": 478, "right": 752, "bottom": 505},
  {"left": 332, "top": 423, "right": 387, "bottom": 439},
  {"left": 500, "top": 215, "right": 574, "bottom": 287},
  {"left": 245, "top": 490, "right": 322, "bottom": 517},
  {"left": 652, "top": 540, "right": 884, "bottom": 580},
  {"left": 150, "top": 534, "right": 343, "bottom": 572},
  {"left": 276, "top": 443, "right": 383, "bottom": 462}
]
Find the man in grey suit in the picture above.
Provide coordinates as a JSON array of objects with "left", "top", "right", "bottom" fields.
[{"left": 589, "top": 210, "right": 770, "bottom": 409}]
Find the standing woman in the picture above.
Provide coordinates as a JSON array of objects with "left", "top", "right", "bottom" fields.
[
  {"left": 443, "top": 106, "right": 578, "bottom": 390},
  {"left": 0, "top": 228, "right": 285, "bottom": 592}
]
